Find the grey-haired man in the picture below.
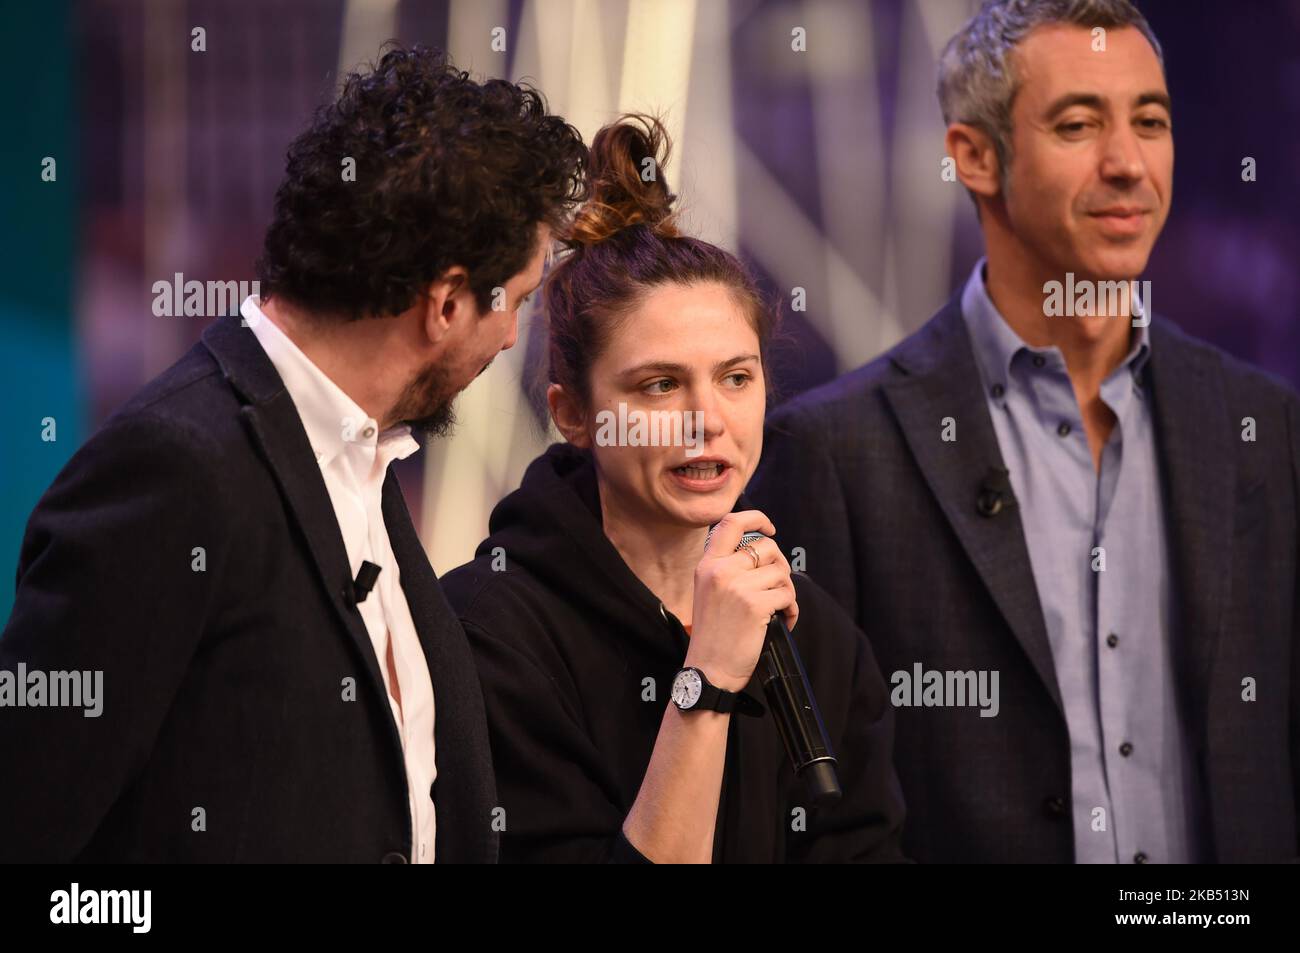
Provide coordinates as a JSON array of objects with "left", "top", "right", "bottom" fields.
[{"left": 752, "top": 0, "right": 1298, "bottom": 863}]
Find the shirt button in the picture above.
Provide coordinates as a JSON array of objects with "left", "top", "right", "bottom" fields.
[
  {"left": 1057, "top": 421, "right": 1072, "bottom": 437},
  {"left": 991, "top": 383, "right": 1005, "bottom": 398},
  {"left": 1134, "top": 851, "right": 1148, "bottom": 864},
  {"left": 362, "top": 426, "right": 376, "bottom": 439},
  {"left": 1032, "top": 355, "right": 1046, "bottom": 368},
  {"left": 1106, "top": 632, "right": 1119, "bottom": 648},
  {"left": 380, "top": 851, "right": 408, "bottom": 864},
  {"left": 1043, "top": 795, "right": 1067, "bottom": 818},
  {"left": 1119, "top": 741, "right": 1134, "bottom": 757}
]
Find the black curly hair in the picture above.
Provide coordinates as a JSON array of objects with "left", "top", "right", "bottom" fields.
[{"left": 256, "top": 44, "right": 588, "bottom": 320}]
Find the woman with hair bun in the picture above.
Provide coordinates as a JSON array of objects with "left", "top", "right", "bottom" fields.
[{"left": 442, "top": 115, "right": 906, "bottom": 863}]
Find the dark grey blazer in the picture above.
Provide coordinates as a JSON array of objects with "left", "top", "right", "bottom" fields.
[
  {"left": 0, "top": 313, "right": 497, "bottom": 863},
  {"left": 749, "top": 294, "right": 1300, "bottom": 863}
]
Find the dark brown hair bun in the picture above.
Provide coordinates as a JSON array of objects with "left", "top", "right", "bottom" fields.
[{"left": 566, "top": 113, "right": 680, "bottom": 245}]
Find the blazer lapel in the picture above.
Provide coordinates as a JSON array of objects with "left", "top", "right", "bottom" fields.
[
  {"left": 200, "top": 315, "right": 398, "bottom": 740},
  {"left": 881, "top": 297, "right": 1064, "bottom": 715},
  {"left": 383, "top": 472, "right": 498, "bottom": 862},
  {"left": 1147, "top": 321, "right": 1234, "bottom": 740}
]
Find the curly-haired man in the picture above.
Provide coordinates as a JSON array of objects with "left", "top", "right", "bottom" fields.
[{"left": 0, "top": 46, "right": 587, "bottom": 863}]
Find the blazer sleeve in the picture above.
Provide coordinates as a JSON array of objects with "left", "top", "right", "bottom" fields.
[
  {"left": 749, "top": 402, "right": 862, "bottom": 622},
  {"left": 0, "top": 411, "right": 230, "bottom": 861},
  {"left": 786, "top": 582, "right": 909, "bottom": 863},
  {"left": 461, "top": 614, "right": 650, "bottom": 863}
]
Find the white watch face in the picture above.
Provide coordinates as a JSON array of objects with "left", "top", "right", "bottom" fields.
[{"left": 672, "top": 669, "right": 703, "bottom": 709}]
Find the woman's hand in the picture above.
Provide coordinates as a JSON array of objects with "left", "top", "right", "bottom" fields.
[{"left": 684, "top": 510, "right": 799, "bottom": 692}]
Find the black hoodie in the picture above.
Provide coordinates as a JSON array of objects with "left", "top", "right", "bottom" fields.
[{"left": 441, "top": 443, "right": 906, "bottom": 863}]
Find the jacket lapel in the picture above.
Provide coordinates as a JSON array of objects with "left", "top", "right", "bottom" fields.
[
  {"left": 881, "top": 297, "right": 1063, "bottom": 714},
  {"left": 383, "top": 473, "right": 498, "bottom": 862},
  {"left": 1146, "top": 322, "right": 1234, "bottom": 740},
  {"left": 200, "top": 315, "right": 398, "bottom": 744}
]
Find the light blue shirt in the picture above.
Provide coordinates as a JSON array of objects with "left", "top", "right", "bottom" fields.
[{"left": 960, "top": 259, "right": 1207, "bottom": 864}]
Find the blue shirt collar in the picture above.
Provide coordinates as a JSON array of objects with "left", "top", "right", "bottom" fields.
[{"left": 959, "top": 258, "right": 1151, "bottom": 392}]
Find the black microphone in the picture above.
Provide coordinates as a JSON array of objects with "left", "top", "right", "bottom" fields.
[
  {"left": 976, "top": 465, "right": 1016, "bottom": 518},
  {"left": 705, "top": 526, "right": 842, "bottom": 805},
  {"left": 353, "top": 560, "right": 382, "bottom": 604}
]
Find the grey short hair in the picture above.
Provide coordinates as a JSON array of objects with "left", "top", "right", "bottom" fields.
[{"left": 938, "top": 0, "right": 1164, "bottom": 185}]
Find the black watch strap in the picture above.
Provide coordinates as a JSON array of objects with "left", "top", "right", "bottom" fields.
[
  {"left": 683, "top": 669, "right": 765, "bottom": 717},
  {"left": 696, "top": 679, "right": 728, "bottom": 711}
]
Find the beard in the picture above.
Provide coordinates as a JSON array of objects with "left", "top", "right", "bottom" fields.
[
  {"left": 390, "top": 359, "right": 460, "bottom": 439},
  {"left": 390, "top": 356, "right": 498, "bottom": 440}
]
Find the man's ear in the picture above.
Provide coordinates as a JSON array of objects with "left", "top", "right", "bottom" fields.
[
  {"left": 547, "top": 383, "right": 591, "bottom": 448},
  {"left": 422, "top": 265, "right": 474, "bottom": 345},
  {"left": 945, "top": 122, "right": 1003, "bottom": 202}
]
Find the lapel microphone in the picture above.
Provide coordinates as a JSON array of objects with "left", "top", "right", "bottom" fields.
[
  {"left": 353, "top": 560, "right": 382, "bottom": 604},
  {"left": 976, "top": 466, "right": 1016, "bottom": 518},
  {"left": 704, "top": 525, "right": 842, "bottom": 805}
]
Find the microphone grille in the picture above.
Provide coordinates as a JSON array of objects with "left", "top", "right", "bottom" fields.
[{"left": 704, "top": 524, "right": 768, "bottom": 552}]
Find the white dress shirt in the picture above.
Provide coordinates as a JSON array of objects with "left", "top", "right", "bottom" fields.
[{"left": 243, "top": 295, "right": 437, "bottom": 863}]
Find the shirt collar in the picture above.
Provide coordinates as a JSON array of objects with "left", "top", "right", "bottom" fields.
[
  {"left": 242, "top": 295, "right": 420, "bottom": 469},
  {"left": 959, "top": 258, "right": 1151, "bottom": 391}
]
